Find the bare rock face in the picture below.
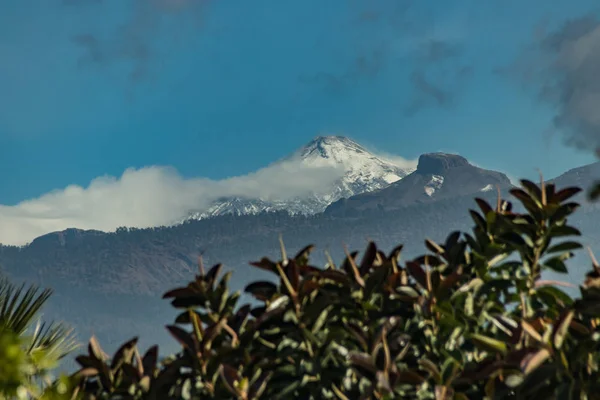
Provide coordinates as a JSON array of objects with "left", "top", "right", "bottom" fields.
[{"left": 416, "top": 153, "right": 470, "bottom": 175}]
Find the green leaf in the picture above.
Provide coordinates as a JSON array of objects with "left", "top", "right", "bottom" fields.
[
  {"left": 504, "top": 371, "right": 524, "bottom": 388},
  {"left": 469, "top": 210, "right": 487, "bottom": 232},
  {"left": 464, "top": 293, "right": 474, "bottom": 317},
  {"left": 548, "top": 225, "right": 581, "bottom": 238},
  {"left": 545, "top": 183, "right": 556, "bottom": 200},
  {"left": 418, "top": 358, "right": 442, "bottom": 383},
  {"left": 294, "top": 244, "right": 315, "bottom": 263},
  {"left": 441, "top": 358, "right": 458, "bottom": 385},
  {"left": 498, "top": 232, "right": 527, "bottom": 248},
  {"left": 310, "top": 305, "right": 332, "bottom": 334},
  {"left": 510, "top": 188, "right": 542, "bottom": 218},
  {"left": 166, "top": 326, "right": 196, "bottom": 353},
  {"left": 141, "top": 345, "right": 158, "bottom": 375},
  {"left": 536, "top": 286, "right": 574, "bottom": 307},
  {"left": 520, "top": 180, "right": 543, "bottom": 204},
  {"left": 387, "top": 244, "right": 404, "bottom": 262},
  {"left": 317, "top": 270, "right": 351, "bottom": 285},
  {"left": 206, "top": 263, "right": 223, "bottom": 286},
  {"left": 202, "top": 318, "right": 226, "bottom": 350},
  {"left": 249, "top": 371, "right": 272, "bottom": 399},
  {"left": 553, "top": 309, "right": 574, "bottom": 349},
  {"left": 88, "top": 336, "right": 108, "bottom": 361},
  {"left": 469, "top": 334, "right": 508, "bottom": 355},
  {"left": 425, "top": 239, "right": 445, "bottom": 255},
  {"left": 249, "top": 257, "right": 279, "bottom": 273},
  {"left": 550, "top": 202, "right": 580, "bottom": 223},
  {"left": 546, "top": 241, "right": 583, "bottom": 254},
  {"left": 488, "top": 253, "right": 510, "bottom": 267},
  {"left": 245, "top": 281, "right": 278, "bottom": 301},
  {"left": 444, "top": 231, "right": 462, "bottom": 250},
  {"left": 109, "top": 337, "right": 138, "bottom": 370},
  {"left": 475, "top": 198, "right": 494, "bottom": 216},
  {"left": 543, "top": 256, "right": 570, "bottom": 273},
  {"left": 396, "top": 286, "right": 420, "bottom": 298},
  {"left": 589, "top": 181, "right": 600, "bottom": 201}
]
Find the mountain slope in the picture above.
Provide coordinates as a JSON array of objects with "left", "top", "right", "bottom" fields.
[
  {"left": 325, "top": 153, "right": 512, "bottom": 215},
  {"left": 184, "top": 136, "right": 415, "bottom": 220},
  {"left": 550, "top": 161, "right": 600, "bottom": 195}
]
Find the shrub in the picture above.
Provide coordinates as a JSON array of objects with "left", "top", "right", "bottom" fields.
[
  {"left": 0, "top": 280, "right": 79, "bottom": 399},
  {"left": 66, "top": 179, "right": 600, "bottom": 399}
]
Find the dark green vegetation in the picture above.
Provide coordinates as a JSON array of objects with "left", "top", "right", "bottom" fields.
[
  {"left": 44, "top": 178, "right": 600, "bottom": 399},
  {"left": 0, "top": 278, "right": 78, "bottom": 399}
]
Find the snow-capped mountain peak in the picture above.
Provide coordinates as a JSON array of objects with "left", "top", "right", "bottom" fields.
[
  {"left": 296, "top": 135, "right": 370, "bottom": 162},
  {"left": 292, "top": 135, "right": 414, "bottom": 184},
  {"left": 182, "top": 135, "right": 415, "bottom": 222}
]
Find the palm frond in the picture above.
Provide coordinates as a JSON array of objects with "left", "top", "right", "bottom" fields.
[
  {"left": 0, "top": 277, "right": 79, "bottom": 364},
  {"left": 28, "top": 319, "right": 79, "bottom": 361},
  {"left": 0, "top": 278, "right": 53, "bottom": 336}
]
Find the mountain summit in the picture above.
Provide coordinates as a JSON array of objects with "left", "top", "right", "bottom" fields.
[
  {"left": 325, "top": 152, "right": 512, "bottom": 215},
  {"left": 291, "top": 135, "right": 414, "bottom": 191},
  {"left": 416, "top": 153, "right": 470, "bottom": 175},
  {"left": 183, "top": 136, "right": 415, "bottom": 220}
]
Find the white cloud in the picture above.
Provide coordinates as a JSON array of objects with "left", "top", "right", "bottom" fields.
[
  {"left": 0, "top": 159, "right": 348, "bottom": 246},
  {"left": 375, "top": 153, "right": 418, "bottom": 171}
]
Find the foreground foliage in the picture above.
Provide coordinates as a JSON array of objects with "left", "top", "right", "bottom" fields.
[
  {"left": 0, "top": 279, "right": 78, "bottom": 399},
  {"left": 66, "top": 178, "right": 600, "bottom": 399}
]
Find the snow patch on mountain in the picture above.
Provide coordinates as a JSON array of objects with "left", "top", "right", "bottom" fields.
[
  {"left": 424, "top": 175, "right": 444, "bottom": 197},
  {"left": 182, "top": 136, "right": 416, "bottom": 221},
  {"left": 480, "top": 184, "right": 494, "bottom": 192}
]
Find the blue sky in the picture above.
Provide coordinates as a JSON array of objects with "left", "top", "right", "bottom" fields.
[{"left": 1, "top": 0, "right": 600, "bottom": 244}]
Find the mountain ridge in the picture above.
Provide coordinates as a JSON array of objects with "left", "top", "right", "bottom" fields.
[
  {"left": 16, "top": 147, "right": 599, "bottom": 246},
  {"left": 325, "top": 152, "right": 513, "bottom": 215},
  {"left": 181, "top": 135, "right": 415, "bottom": 220}
]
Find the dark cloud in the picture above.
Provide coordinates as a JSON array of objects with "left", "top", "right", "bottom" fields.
[
  {"left": 417, "top": 39, "right": 462, "bottom": 63},
  {"left": 409, "top": 72, "right": 450, "bottom": 109},
  {"left": 298, "top": 47, "right": 386, "bottom": 94},
  {"left": 300, "top": 3, "right": 473, "bottom": 114},
  {"left": 62, "top": 0, "right": 102, "bottom": 4},
  {"left": 67, "top": 0, "right": 210, "bottom": 84},
  {"left": 351, "top": 0, "right": 415, "bottom": 32},
  {"left": 71, "top": 28, "right": 151, "bottom": 83},
  {"left": 404, "top": 40, "right": 473, "bottom": 115},
  {"left": 298, "top": 1, "right": 411, "bottom": 94},
  {"left": 404, "top": 66, "right": 473, "bottom": 116},
  {"left": 504, "top": 14, "right": 600, "bottom": 151}
]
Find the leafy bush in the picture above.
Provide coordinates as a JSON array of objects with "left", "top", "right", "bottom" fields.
[
  {"left": 0, "top": 280, "right": 79, "bottom": 399},
  {"left": 55, "top": 180, "right": 600, "bottom": 398}
]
